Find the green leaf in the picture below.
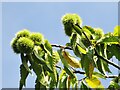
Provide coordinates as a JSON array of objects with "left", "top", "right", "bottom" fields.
[
  {"left": 73, "top": 45, "right": 82, "bottom": 58},
  {"left": 34, "top": 46, "right": 45, "bottom": 58},
  {"left": 81, "top": 48, "right": 94, "bottom": 78},
  {"left": 57, "top": 49, "right": 69, "bottom": 68},
  {"left": 83, "top": 26, "right": 95, "bottom": 35},
  {"left": 107, "top": 44, "right": 120, "bottom": 61},
  {"left": 82, "top": 26, "right": 93, "bottom": 39},
  {"left": 108, "top": 81, "right": 120, "bottom": 89},
  {"left": 70, "top": 77, "right": 78, "bottom": 88},
  {"left": 64, "top": 66, "right": 75, "bottom": 78},
  {"left": 97, "top": 35, "right": 119, "bottom": 44},
  {"left": 93, "top": 72, "right": 106, "bottom": 79},
  {"left": 52, "top": 51, "right": 60, "bottom": 65},
  {"left": 21, "top": 53, "right": 32, "bottom": 74},
  {"left": 76, "top": 44, "right": 86, "bottom": 54},
  {"left": 59, "top": 69, "right": 66, "bottom": 80},
  {"left": 106, "top": 45, "right": 114, "bottom": 60},
  {"left": 80, "top": 81, "right": 90, "bottom": 90},
  {"left": 78, "top": 39, "right": 86, "bottom": 50},
  {"left": 19, "top": 64, "right": 30, "bottom": 90},
  {"left": 65, "top": 43, "right": 71, "bottom": 47},
  {"left": 33, "top": 51, "right": 53, "bottom": 73},
  {"left": 70, "top": 33, "right": 77, "bottom": 47},
  {"left": 59, "top": 75, "right": 68, "bottom": 88},
  {"left": 113, "top": 25, "right": 120, "bottom": 36},
  {"left": 44, "top": 40, "right": 52, "bottom": 55},
  {"left": 35, "top": 78, "right": 47, "bottom": 90},
  {"left": 96, "top": 44, "right": 111, "bottom": 74},
  {"left": 47, "top": 54, "right": 58, "bottom": 88},
  {"left": 96, "top": 59, "right": 106, "bottom": 75},
  {"left": 32, "top": 63, "right": 48, "bottom": 87},
  {"left": 73, "top": 24, "right": 82, "bottom": 36},
  {"left": 59, "top": 70, "right": 68, "bottom": 88}
]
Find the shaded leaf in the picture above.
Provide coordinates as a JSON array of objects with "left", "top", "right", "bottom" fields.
[
  {"left": 107, "top": 44, "right": 120, "bottom": 61},
  {"left": 70, "top": 33, "right": 77, "bottom": 47},
  {"left": 19, "top": 64, "right": 30, "bottom": 90},
  {"left": 73, "top": 24, "right": 82, "bottom": 36},
  {"left": 81, "top": 48, "right": 94, "bottom": 78},
  {"left": 35, "top": 78, "right": 47, "bottom": 90},
  {"left": 33, "top": 51, "right": 53, "bottom": 73},
  {"left": 108, "top": 81, "right": 120, "bottom": 89},
  {"left": 21, "top": 53, "right": 32, "bottom": 74},
  {"left": 80, "top": 81, "right": 90, "bottom": 90},
  {"left": 64, "top": 66, "right": 75, "bottom": 78},
  {"left": 59, "top": 76, "right": 68, "bottom": 88}
]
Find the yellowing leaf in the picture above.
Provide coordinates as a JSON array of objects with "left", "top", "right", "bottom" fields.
[
  {"left": 62, "top": 51, "right": 81, "bottom": 68},
  {"left": 85, "top": 76, "right": 101, "bottom": 88},
  {"left": 88, "top": 62, "right": 94, "bottom": 78},
  {"left": 114, "top": 25, "right": 120, "bottom": 36}
]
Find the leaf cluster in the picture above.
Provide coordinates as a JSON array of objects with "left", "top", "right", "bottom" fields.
[{"left": 11, "top": 13, "right": 120, "bottom": 89}]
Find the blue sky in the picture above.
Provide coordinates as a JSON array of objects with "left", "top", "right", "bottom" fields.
[{"left": 2, "top": 2, "right": 119, "bottom": 88}]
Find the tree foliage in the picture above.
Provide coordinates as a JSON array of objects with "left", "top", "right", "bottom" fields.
[{"left": 11, "top": 13, "right": 120, "bottom": 89}]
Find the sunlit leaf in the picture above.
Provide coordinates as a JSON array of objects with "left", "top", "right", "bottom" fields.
[
  {"left": 93, "top": 72, "right": 106, "bottom": 79},
  {"left": 77, "top": 44, "right": 86, "bottom": 54},
  {"left": 44, "top": 40, "right": 52, "bottom": 55},
  {"left": 97, "top": 35, "right": 119, "bottom": 44},
  {"left": 59, "top": 69, "right": 66, "bottom": 81},
  {"left": 85, "top": 76, "right": 102, "bottom": 88},
  {"left": 113, "top": 25, "right": 120, "bottom": 36}
]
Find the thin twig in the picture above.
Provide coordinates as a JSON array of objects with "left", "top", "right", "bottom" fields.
[
  {"left": 105, "top": 75, "right": 118, "bottom": 78},
  {"left": 52, "top": 44, "right": 120, "bottom": 70},
  {"left": 51, "top": 44, "right": 72, "bottom": 50},
  {"left": 95, "top": 49, "right": 120, "bottom": 70},
  {"left": 55, "top": 65, "right": 62, "bottom": 70},
  {"left": 73, "top": 71, "right": 85, "bottom": 74}
]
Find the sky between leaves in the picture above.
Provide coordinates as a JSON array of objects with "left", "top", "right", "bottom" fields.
[{"left": 2, "top": 2, "right": 119, "bottom": 88}]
